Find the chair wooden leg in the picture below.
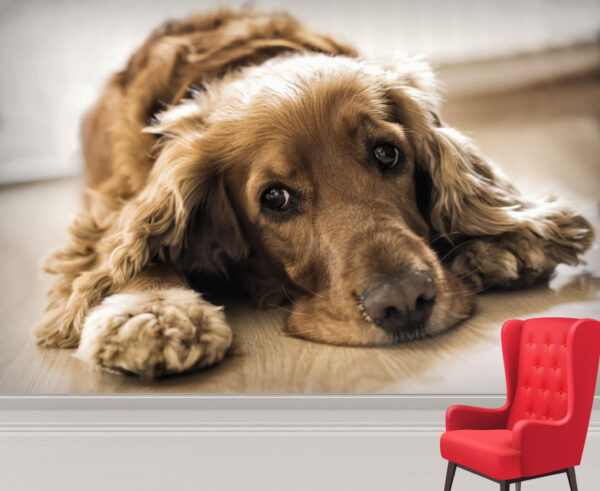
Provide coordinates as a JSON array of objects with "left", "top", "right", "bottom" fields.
[
  {"left": 515, "top": 482, "right": 521, "bottom": 491},
  {"left": 566, "top": 467, "right": 578, "bottom": 491},
  {"left": 499, "top": 481, "right": 509, "bottom": 491},
  {"left": 444, "top": 462, "right": 457, "bottom": 491}
]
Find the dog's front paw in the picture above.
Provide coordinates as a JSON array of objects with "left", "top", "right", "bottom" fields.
[
  {"left": 75, "top": 288, "right": 232, "bottom": 378},
  {"left": 449, "top": 235, "right": 556, "bottom": 291}
]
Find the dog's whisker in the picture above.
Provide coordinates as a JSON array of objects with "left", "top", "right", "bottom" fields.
[
  {"left": 273, "top": 305, "right": 314, "bottom": 318},
  {"left": 455, "top": 256, "right": 491, "bottom": 282},
  {"left": 437, "top": 238, "right": 481, "bottom": 263},
  {"left": 428, "top": 230, "right": 465, "bottom": 246},
  {"left": 298, "top": 284, "right": 327, "bottom": 300},
  {"left": 280, "top": 283, "right": 296, "bottom": 304}
]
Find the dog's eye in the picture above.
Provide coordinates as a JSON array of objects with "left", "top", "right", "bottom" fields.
[
  {"left": 261, "top": 187, "right": 291, "bottom": 211},
  {"left": 373, "top": 144, "right": 400, "bottom": 169}
]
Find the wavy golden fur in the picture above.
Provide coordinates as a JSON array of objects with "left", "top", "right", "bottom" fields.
[{"left": 36, "top": 9, "right": 594, "bottom": 378}]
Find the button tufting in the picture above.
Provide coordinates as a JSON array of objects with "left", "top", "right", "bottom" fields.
[{"left": 508, "top": 324, "right": 574, "bottom": 429}]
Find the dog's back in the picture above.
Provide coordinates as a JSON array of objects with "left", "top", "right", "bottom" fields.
[{"left": 81, "top": 9, "right": 356, "bottom": 200}]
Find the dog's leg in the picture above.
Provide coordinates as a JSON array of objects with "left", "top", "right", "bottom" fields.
[
  {"left": 448, "top": 213, "right": 592, "bottom": 292},
  {"left": 75, "top": 264, "right": 232, "bottom": 378},
  {"left": 448, "top": 234, "right": 553, "bottom": 291}
]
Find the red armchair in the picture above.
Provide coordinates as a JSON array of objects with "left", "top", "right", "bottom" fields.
[{"left": 440, "top": 317, "right": 600, "bottom": 490}]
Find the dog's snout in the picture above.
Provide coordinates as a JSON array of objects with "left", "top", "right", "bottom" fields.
[{"left": 360, "top": 270, "right": 436, "bottom": 333}]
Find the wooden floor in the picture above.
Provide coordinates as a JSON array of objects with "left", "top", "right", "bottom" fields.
[{"left": 0, "top": 74, "right": 598, "bottom": 394}]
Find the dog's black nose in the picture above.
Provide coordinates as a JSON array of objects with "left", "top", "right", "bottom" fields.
[{"left": 360, "top": 270, "right": 436, "bottom": 333}]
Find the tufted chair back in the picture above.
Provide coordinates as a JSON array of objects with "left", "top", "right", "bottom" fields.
[
  {"left": 506, "top": 317, "right": 574, "bottom": 428},
  {"left": 441, "top": 317, "right": 600, "bottom": 488}
]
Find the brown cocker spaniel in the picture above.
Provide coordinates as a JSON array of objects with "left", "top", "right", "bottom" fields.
[{"left": 36, "top": 10, "right": 593, "bottom": 378}]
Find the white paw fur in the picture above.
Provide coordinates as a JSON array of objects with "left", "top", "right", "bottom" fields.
[{"left": 75, "top": 288, "right": 232, "bottom": 378}]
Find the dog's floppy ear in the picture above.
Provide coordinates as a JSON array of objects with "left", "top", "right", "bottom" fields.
[
  {"left": 53, "top": 115, "right": 248, "bottom": 345},
  {"left": 421, "top": 115, "right": 592, "bottom": 259},
  {"left": 106, "top": 120, "right": 248, "bottom": 285},
  {"left": 179, "top": 173, "right": 248, "bottom": 277},
  {"left": 381, "top": 59, "right": 593, "bottom": 284}
]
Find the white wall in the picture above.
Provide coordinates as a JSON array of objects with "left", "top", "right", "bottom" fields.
[{"left": 0, "top": 0, "right": 598, "bottom": 183}]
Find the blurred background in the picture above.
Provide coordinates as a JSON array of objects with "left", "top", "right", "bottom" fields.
[{"left": 0, "top": 0, "right": 598, "bottom": 183}]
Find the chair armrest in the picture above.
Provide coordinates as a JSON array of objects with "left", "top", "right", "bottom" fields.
[
  {"left": 446, "top": 404, "right": 510, "bottom": 431},
  {"left": 512, "top": 418, "right": 568, "bottom": 450},
  {"left": 512, "top": 419, "right": 578, "bottom": 473}
]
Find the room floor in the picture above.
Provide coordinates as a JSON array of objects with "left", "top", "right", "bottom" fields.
[{"left": 0, "top": 73, "right": 598, "bottom": 394}]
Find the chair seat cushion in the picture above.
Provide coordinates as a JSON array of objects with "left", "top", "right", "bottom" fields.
[{"left": 440, "top": 429, "right": 522, "bottom": 480}]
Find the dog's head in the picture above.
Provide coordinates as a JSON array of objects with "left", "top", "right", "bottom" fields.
[{"left": 109, "top": 54, "right": 566, "bottom": 345}]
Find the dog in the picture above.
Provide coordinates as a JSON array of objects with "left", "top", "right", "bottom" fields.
[{"left": 35, "top": 9, "right": 594, "bottom": 378}]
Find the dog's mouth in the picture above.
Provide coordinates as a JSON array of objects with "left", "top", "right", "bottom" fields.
[{"left": 354, "top": 294, "right": 431, "bottom": 344}]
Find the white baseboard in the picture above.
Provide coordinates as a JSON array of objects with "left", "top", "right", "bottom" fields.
[
  {"left": 2, "top": 394, "right": 599, "bottom": 410},
  {"left": 1, "top": 408, "right": 599, "bottom": 491},
  {"left": 0, "top": 409, "right": 443, "bottom": 435},
  {"left": 1, "top": 407, "right": 598, "bottom": 435}
]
